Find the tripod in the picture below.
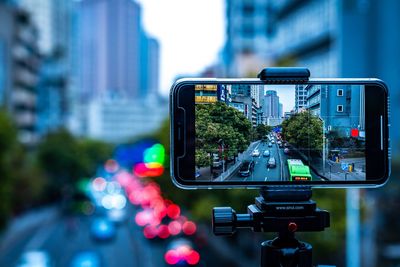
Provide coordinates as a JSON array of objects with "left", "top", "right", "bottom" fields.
[{"left": 212, "top": 187, "right": 332, "bottom": 267}]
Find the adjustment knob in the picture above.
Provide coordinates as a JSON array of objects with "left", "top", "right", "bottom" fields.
[{"left": 212, "top": 207, "right": 236, "bottom": 236}]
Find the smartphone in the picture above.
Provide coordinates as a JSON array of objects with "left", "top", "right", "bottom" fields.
[{"left": 170, "top": 78, "right": 390, "bottom": 189}]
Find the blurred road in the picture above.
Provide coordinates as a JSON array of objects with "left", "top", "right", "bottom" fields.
[{"left": 0, "top": 205, "right": 163, "bottom": 267}]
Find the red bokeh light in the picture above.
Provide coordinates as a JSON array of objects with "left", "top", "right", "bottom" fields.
[
  {"left": 143, "top": 225, "right": 158, "bottom": 239},
  {"left": 165, "top": 250, "right": 180, "bottom": 265},
  {"left": 186, "top": 250, "right": 200, "bottom": 265},
  {"left": 157, "top": 225, "right": 170, "bottom": 239},
  {"left": 182, "top": 221, "right": 197, "bottom": 235},
  {"left": 115, "top": 171, "right": 134, "bottom": 187},
  {"left": 168, "top": 221, "right": 182, "bottom": 236},
  {"left": 134, "top": 163, "right": 164, "bottom": 178},
  {"left": 167, "top": 204, "right": 181, "bottom": 219},
  {"left": 135, "top": 210, "right": 154, "bottom": 226}
]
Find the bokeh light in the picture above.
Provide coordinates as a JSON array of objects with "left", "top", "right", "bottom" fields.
[
  {"left": 167, "top": 204, "right": 181, "bottom": 219},
  {"left": 182, "top": 221, "right": 197, "bottom": 236},
  {"left": 168, "top": 221, "right": 182, "bottom": 236},
  {"left": 104, "top": 159, "right": 119, "bottom": 173},
  {"left": 92, "top": 177, "right": 107, "bottom": 192}
]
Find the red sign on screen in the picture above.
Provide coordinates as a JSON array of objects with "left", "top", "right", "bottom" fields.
[{"left": 351, "top": 128, "right": 359, "bottom": 137}]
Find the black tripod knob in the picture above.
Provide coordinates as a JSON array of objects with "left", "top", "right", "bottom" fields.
[
  {"left": 213, "top": 207, "right": 253, "bottom": 235},
  {"left": 212, "top": 207, "right": 236, "bottom": 235}
]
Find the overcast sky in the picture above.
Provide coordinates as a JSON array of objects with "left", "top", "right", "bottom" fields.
[{"left": 136, "top": 0, "right": 225, "bottom": 95}]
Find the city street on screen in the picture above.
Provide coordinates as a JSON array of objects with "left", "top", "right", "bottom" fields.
[{"left": 195, "top": 84, "right": 366, "bottom": 182}]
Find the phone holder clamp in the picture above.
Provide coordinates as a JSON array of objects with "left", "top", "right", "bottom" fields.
[{"left": 257, "top": 67, "right": 310, "bottom": 84}]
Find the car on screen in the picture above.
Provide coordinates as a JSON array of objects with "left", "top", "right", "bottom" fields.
[
  {"left": 263, "top": 150, "right": 270, "bottom": 157},
  {"left": 239, "top": 161, "right": 254, "bottom": 177},
  {"left": 251, "top": 149, "right": 260, "bottom": 157},
  {"left": 267, "top": 157, "right": 276, "bottom": 168}
]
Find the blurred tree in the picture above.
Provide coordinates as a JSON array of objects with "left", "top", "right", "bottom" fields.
[
  {"left": 78, "top": 139, "right": 114, "bottom": 174},
  {"left": 36, "top": 129, "right": 113, "bottom": 201},
  {"left": 0, "top": 110, "right": 18, "bottom": 229}
]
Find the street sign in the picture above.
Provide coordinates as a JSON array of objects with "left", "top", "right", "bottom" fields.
[
  {"left": 341, "top": 163, "right": 349, "bottom": 171},
  {"left": 273, "top": 126, "right": 282, "bottom": 133}
]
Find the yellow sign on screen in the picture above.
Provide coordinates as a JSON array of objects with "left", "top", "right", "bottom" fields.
[
  {"left": 195, "top": 84, "right": 217, "bottom": 91},
  {"left": 195, "top": 96, "right": 217, "bottom": 103}
]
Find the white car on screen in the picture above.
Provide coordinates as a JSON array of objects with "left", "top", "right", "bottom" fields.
[{"left": 251, "top": 149, "right": 260, "bottom": 157}]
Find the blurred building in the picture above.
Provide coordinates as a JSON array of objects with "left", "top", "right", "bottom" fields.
[
  {"left": 140, "top": 36, "right": 160, "bottom": 98},
  {"left": 87, "top": 97, "right": 167, "bottom": 143},
  {"left": 223, "top": 0, "right": 272, "bottom": 76},
  {"left": 69, "top": 0, "right": 163, "bottom": 140},
  {"left": 17, "top": 0, "right": 72, "bottom": 138},
  {"left": 73, "top": 0, "right": 142, "bottom": 100},
  {"left": 36, "top": 54, "right": 67, "bottom": 137},
  {"left": 0, "top": 3, "right": 40, "bottom": 145},
  {"left": 17, "top": 0, "right": 71, "bottom": 55}
]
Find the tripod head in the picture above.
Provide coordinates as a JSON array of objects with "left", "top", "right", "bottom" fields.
[
  {"left": 213, "top": 187, "right": 329, "bottom": 235},
  {"left": 212, "top": 187, "right": 331, "bottom": 267}
]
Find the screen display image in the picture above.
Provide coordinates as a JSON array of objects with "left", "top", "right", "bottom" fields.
[{"left": 194, "top": 84, "right": 366, "bottom": 183}]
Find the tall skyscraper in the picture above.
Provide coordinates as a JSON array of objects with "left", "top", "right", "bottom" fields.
[
  {"left": 263, "top": 90, "right": 279, "bottom": 118},
  {"left": 69, "top": 0, "right": 163, "bottom": 141},
  {"left": 74, "top": 0, "right": 142, "bottom": 101}
]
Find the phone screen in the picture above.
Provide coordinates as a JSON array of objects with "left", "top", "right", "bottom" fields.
[
  {"left": 194, "top": 83, "right": 368, "bottom": 182},
  {"left": 172, "top": 80, "right": 389, "bottom": 187}
]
